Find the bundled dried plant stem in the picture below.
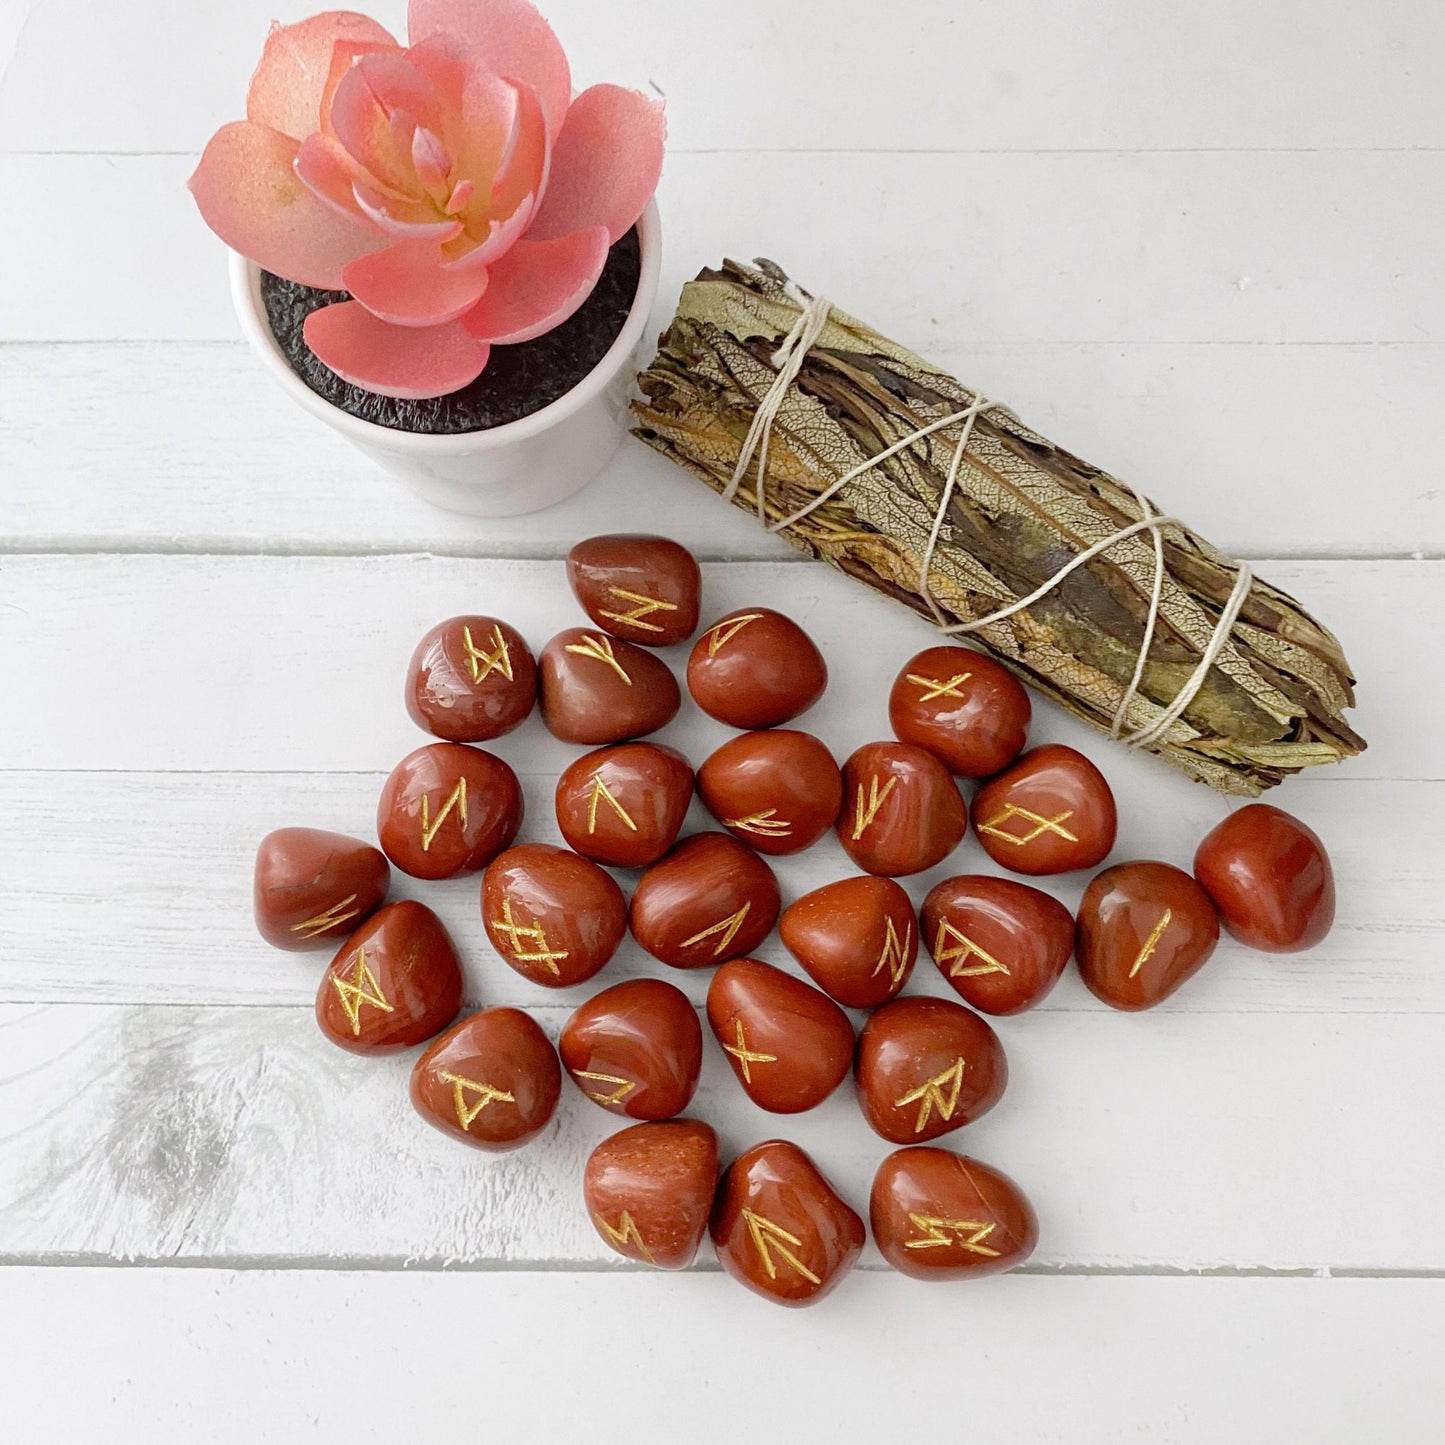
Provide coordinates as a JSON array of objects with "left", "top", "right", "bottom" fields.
[{"left": 633, "top": 259, "right": 1364, "bottom": 796}]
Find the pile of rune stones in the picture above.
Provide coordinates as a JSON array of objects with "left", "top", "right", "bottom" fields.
[{"left": 253, "top": 534, "right": 1335, "bottom": 1306}]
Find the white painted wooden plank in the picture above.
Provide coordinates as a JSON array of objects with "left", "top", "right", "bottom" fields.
[
  {"left": 0, "top": 557, "right": 1400, "bottom": 776},
  {"left": 0, "top": 771, "right": 1431, "bottom": 1015},
  {"left": 3, "top": 151, "right": 1442, "bottom": 343},
  {"left": 1, "top": 1002, "right": 1441, "bottom": 1271},
  {"left": 5, "top": 341, "right": 1439, "bottom": 558},
  {"left": 4, "top": 0, "right": 1443, "bottom": 154}
]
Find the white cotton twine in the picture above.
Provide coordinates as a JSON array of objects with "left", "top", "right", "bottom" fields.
[{"left": 721, "top": 287, "right": 1255, "bottom": 749}]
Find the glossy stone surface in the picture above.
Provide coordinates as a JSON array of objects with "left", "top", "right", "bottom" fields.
[
  {"left": 554, "top": 742, "right": 694, "bottom": 868},
  {"left": 971, "top": 743, "right": 1117, "bottom": 876},
  {"left": 855, "top": 996, "right": 1007, "bottom": 1144},
  {"left": 481, "top": 844, "right": 627, "bottom": 988},
  {"left": 779, "top": 876, "right": 918, "bottom": 1008},
  {"left": 686, "top": 607, "right": 827, "bottom": 729},
  {"left": 1076, "top": 860, "right": 1221, "bottom": 1010},
  {"left": 253, "top": 827, "right": 390, "bottom": 951},
  {"left": 376, "top": 741, "right": 523, "bottom": 880},
  {"left": 566, "top": 534, "right": 701, "bottom": 648},
  {"left": 837, "top": 741, "right": 968, "bottom": 877},
  {"left": 404, "top": 615, "right": 536, "bottom": 742},
  {"left": 537, "top": 627, "right": 681, "bottom": 745},
  {"left": 710, "top": 1140, "right": 865, "bottom": 1308},
  {"left": 706, "top": 959, "right": 854, "bottom": 1114},
  {"left": 583, "top": 1119, "right": 719, "bottom": 1269},
  {"left": 629, "top": 833, "right": 781, "bottom": 969},
  {"left": 921, "top": 875, "right": 1074, "bottom": 1015},
  {"left": 410, "top": 1007, "right": 560, "bottom": 1152},
  {"left": 889, "top": 645, "right": 1031, "bottom": 778},
  {"left": 315, "top": 901, "right": 463, "bottom": 1055},
  {"left": 870, "top": 1147, "right": 1038, "bottom": 1280},
  {"left": 559, "top": 978, "right": 702, "bottom": 1120},
  {"left": 697, "top": 729, "right": 843, "bottom": 856},
  {"left": 1194, "top": 803, "right": 1335, "bottom": 953}
]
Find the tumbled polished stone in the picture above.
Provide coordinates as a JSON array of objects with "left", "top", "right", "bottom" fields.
[
  {"left": 779, "top": 876, "right": 918, "bottom": 1008},
  {"left": 554, "top": 742, "right": 694, "bottom": 868},
  {"left": 971, "top": 743, "right": 1116, "bottom": 876},
  {"left": 710, "top": 1140, "right": 865, "bottom": 1308},
  {"left": 686, "top": 607, "right": 827, "bottom": 729},
  {"left": 697, "top": 729, "right": 843, "bottom": 856},
  {"left": 629, "top": 833, "right": 781, "bottom": 969},
  {"left": 537, "top": 627, "right": 681, "bottom": 744},
  {"left": 870, "top": 1147, "right": 1038, "bottom": 1280},
  {"left": 566, "top": 535, "right": 702, "bottom": 648},
  {"left": 583, "top": 1119, "right": 719, "bottom": 1269},
  {"left": 855, "top": 996, "right": 1007, "bottom": 1144},
  {"left": 1194, "top": 804, "right": 1335, "bottom": 953},
  {"left": 481, "top": 844, "right": 627, "bottom": 988},
  {"left": 1075, "top": 860, "right": 1220, "bottom": 1010},
  {"left": 404, "top": 615, "right": 536, "bottom": 743},
  {"left": 559, "top": 978, "right": 703, "bottom": 1120},
  {"left": 253, "top": 827, "right": 390, "bottom": 951},
  {"left": 410, "top": 1007, "right": 561, "bottom": 1152},
  {"left": 889, "top": 645, "right": 1031, "bottom": 778},
  {"left": 315, "top": 901, "right": 462, "bottom": 1055},
  {"left": 837, "top": 741, "right": 968, "bottom": 877},
  {"left": 706, "top": 959, "right": 854, "bottom": 1114},
  {"left": 921, "top": 875, "right": 1074, "bottom": 1015}
]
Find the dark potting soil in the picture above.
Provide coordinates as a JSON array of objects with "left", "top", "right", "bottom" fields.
[{"left": 259, "top": 226, "right": 641, "bottom": 435}]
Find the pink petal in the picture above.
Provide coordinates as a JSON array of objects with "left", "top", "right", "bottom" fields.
[
  {"left": 445, "top": 178, "right": 475, "bottom": 214},
  {"left": 247, "top": 12, "right": 400, "bottom": 142},
  {"left": 443, "top": 192, "right": 534, "bottom": 271},
  {"left": 330, "top": 53, "right": 443, "bottom": 195},
  {"left": 460, "top": 225, "right": 609, "bottom": 345},
  {"left": 303, "top": 301, "right": 491, "bottom": 398},
  {"left": 188, "top": 120, "right": 382, "bottom": 289},
  {"left": 352, "top": 181, "right": 463, "bottom": 240},
  {"left": 455, "top": 71, "right": 525, "bottom": 199},
  {"left": 320, "top": 38, "right": 398, "bottom": 135},
  {"left": 528, "top": 85, "right": 664, "bottom": 245},
  {"left": 407, "top": 0, "right": 570, "bottom": 139},
  {"left": 411, "top": 125, "right": 451, "bottom": 196},
  {"left": 342, "top": 238, "right": 490, "bottom": 326},
  {"left": 294, "top": 132, "right": 367, "bottom": 222},
  {"left": 487, "top": 78, "right": 548, "bottom": 218}
]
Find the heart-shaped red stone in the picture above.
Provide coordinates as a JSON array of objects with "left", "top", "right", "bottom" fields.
[
  {"left": 404, "top": 615, "right": 537, "bottom": 742},
  {"left": 888, "top": 645, "right": 1031, "bottom": 778},
  {"left": 554, "top": 742, "right": 694, "bottom": 868},
  {"left": 253, "top": 827, "right": 390, "bottom": 951},
  {"left": 779, "top": 876, "right": 918, "bottom": 1008},
  {"left": 837, "top": 741, "right": 968, "bottom": 876},
  {"left": 538, "top": 628, "right": 681, "bottom": 745},
  {"left": 566, "top": 534, "right": 702, "bottom": 648},
  {"left": 686, "top": 608, "right": 827, "bottom": 729},
  {"left": 697, "top": 729, "right": 843, "bottom": 856}
]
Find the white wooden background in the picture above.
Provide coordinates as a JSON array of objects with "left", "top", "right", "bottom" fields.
[{"left": 2, "top": 2, "right": 1442, "bottom": 1439}]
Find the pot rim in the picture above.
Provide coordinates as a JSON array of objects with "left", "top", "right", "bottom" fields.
[{"left": 228, "top": 198, "right": 661, "bottom": 454}]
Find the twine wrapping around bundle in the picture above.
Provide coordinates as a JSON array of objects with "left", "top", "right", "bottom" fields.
[{"left": 721, "top": 285, "right": 1254, "bottom": 751}]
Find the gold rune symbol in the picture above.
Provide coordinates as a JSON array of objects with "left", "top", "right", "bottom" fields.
[
  {"left": 904, "top": 1215, "right": 1001, "bottom": 1256},
  {"left": 851, "top": 775, "right": 898, "bottom": 840},
  {"left": 894, "top": 1057, "right": 967, "bottom": 1133},
  {"left": 703, "top": 613, "right": 764, "bottom": 657},
  {"left": 594, "top": 1210, "right": 656, "bottom": 1264},
  {"left": 439, "top": 1071, "right": 515, "bottom": 1131},
  {"left": 492, "top": 897, "right": 570, "bottom": 976},
  {"left": 461, "top": 623, "right": 513, "bottom": 684},
  {"left": 585, "top": 774, "right": 637, "bottom": 834},
  {"left": 289, "top": 892, "right": 360, "bottom": 940},
  {"left": 934, "top": 920, "right": 1011, "bottom": 978},
  {"left": 722, "top": 1020, "right": 777, "bottom": 1083},
  {"left": 741, "top": 1208, "right": 820, "bottom": 1285},
  {"left": 1129, "top": 908, "right": 1173, "bottom": 978},
  {"left": 977, "top": 804, "right": 1078, "bottom": 848},
  {"left": 565, "top": 633, "right": 632, "bottom": 685},
  {"left": 681, "top": 902, "right": 752, "bottom": 956},
  {"left": 599, "top": 587, "right": 678, "bottom": 635},
  {"left": 873, "top": 916, "right": 914, "bottom": 989},
  {"left": 907, "top": 671, "right": 973, "bottom": 702},
  {"left": 330, "top": 947, "right": 394, "bottom": 1036},
  {"left": 572, "top": 1071, "right": 637, "bottom": 1106},
  {"left": 419, "top": 777, "right": 468, "bottom": 850},
  {"left": 724, "top": 808, "right": 792, "bottom": 839}
]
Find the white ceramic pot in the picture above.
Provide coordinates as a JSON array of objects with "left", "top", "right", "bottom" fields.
[{"left": 229, "top": 201, "right": 661, "bottom": 517}]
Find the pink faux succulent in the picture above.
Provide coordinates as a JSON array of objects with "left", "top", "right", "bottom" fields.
[{"left": 189, "top": 1, "right": 664, "bottom": 399}]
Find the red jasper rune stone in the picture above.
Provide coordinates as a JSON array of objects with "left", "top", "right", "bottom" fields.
[
  {"left": 554, "top": 742, "right": 694, "bottom": 868},
  {"left": 710, "top": 1140, "right": 865, "bottom": 1308},
  {"left": 1194, "top": 803, "right": 1335, "bottom": 953},
  {"left": 410, "top": 1007, "right": 561, "bottom": 1152},
  {"left": 566, "top": 535, "right": 702, "bottom": 648},
  {"left": 871, "top": 1147, "right": 1038, "bottom": 1281},
  {"left": 889, "top": 645, "right": 1031, "bottom": 778},
  {"left": 377, "top": 741, "right": 523, "bottom": 880},
  {"left": 404, "top": 615, "right": 536, "bottom": 742},
  {"left": 253, "top": 827, "right": 390, "bottom": 951},
  {"left": 971, "top": 744, "right": 1116, "bottom": 876},
  {"left": 315, "top": 901, "right": 463, "bottom": 1055},
  {"left": 481, "top": 844, "right": 627, "bottom": 988},
  {"left": 686, "top": 608, "right": 827, "bottom": 729},
  {"left": 584, "top": 1119, "right": 719, "bottom": 1269},
  {"left": 537, "top": 627, "right": 681, "bottom": 745},
  {"left": 697, "top": 729, "right": 843, "bottom": 856},
  {"left": 837, "top": 741, "right": 968, "bottom": 877},
  {"left": 779, "top": 876, "right": 918, "bottom": 1008}
]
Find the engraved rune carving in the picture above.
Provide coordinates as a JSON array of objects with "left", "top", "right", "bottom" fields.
[
  {"left": 1129, "top": 908, "right": 1174, "bottom": 978},
  {"left": 680, "top": 902, "right": 752, "bottom": 956},
  {"left": 419, "top": 777, "right": 468, "bottom": 851},
  {"left": 594, "top": 1210, "right": 655, "bottom": 1264},
  {"left": 461, "top": 623, "right": 513, "bottom": 684},
  {"left": 289, "top": 892, "right": 360, "bottom": 940},
  {"left": 439, "top": 1071, "right": 515, "bottom": 1130},
  {"left": 893, "top": 1057, "right": 967, "bottom": 1133},
  {"left": 724, "top": 808, "right": 792, "bottom": 839},
  {"left": 934, "top": 920, "right": 1011, "bottom": 978},
  {"left": 907, "top": 671, "right": 973, "bottom": 702},
  {"left": 741, "top": 1208, "right": 820, "bottom": 1285},
  {"left": 491, "top": 898, "right": 569, "bottom": 975},
  {"left": 904, "top": 1215, "right": 1001, "bottom": 1256},
  {"left": 598, "top": 587, "right": 678, "bottom": 635},
  {"left": 851, "top": 775, "right": 898, "bottom": 840},
  {"left": 703, "top": 613, "right": 764, "bottom": 657},
  {"left": 573, "top": 1070, "right": 636, "bottom": 1106},
  {"left": 565, "top": 633, "right": 632, "bottom": 684},
  {"left": 585, "top": 774, "right": 638, "bottom": 834},
  {"left": 330, "top": 947, "right": 394, "bottom": 1036},
  {"left": 873, "top": 916, "right": 913, "bottom": 989},
  {"left": 977, "top": 804, "right": 1078, "bottom": 847},
  {"left": 722, "top": 1020, "right": 776, "bottom": 1084}
]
